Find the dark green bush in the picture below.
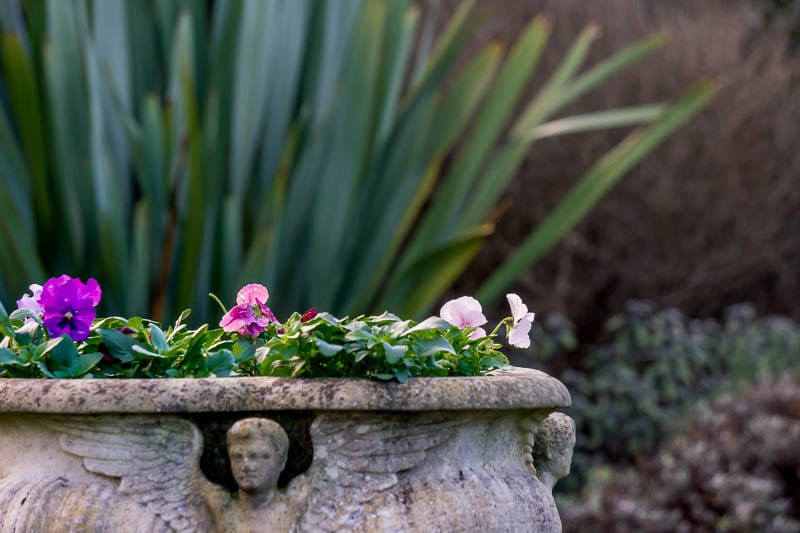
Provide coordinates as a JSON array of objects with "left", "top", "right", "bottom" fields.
[
  {"left": 557, "top": 302, "right": 800, "bottom": 491},
  {"left": 562, "top": 375, "right": 800, "bottom": 532}
]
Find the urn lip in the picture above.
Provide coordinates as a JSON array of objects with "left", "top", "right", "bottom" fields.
[{"left": 0, "top": 366, "right": 570, "bottom": 414}]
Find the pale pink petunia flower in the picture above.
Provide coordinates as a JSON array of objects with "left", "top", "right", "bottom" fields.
[
  {"left": 16, "top": 283, "right": 44, "bottom": 318},
  {"left": 440, "top": 296, "right": 487, "bottom": 339},
  {"left": 506, "top": 293, "right": 535, "bottom": 349}
]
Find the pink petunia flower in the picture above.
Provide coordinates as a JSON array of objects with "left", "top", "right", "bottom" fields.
[
  {"left": 440, "top": 296, "right": 487, "bottom": 339},
  {"left": 220, "top": 303, "right": 270, "bottom": 338},
  {"left": 220, "top": 283, "right": 277, "bottom": 337},
  {"left": 236, "top": 284, "right": 269, "bottom": 307},
  {"left": 506, "top": 293, "right": 535, "bottom": 349}
]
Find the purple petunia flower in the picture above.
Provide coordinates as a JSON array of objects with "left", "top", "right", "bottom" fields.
[{"left": 39, "top": 275, "right": 102, "bottom": 342}]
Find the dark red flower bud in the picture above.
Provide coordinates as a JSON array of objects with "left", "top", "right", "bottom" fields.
[{"left": 301, "top": 308, "right": 318, "bottom": 323}]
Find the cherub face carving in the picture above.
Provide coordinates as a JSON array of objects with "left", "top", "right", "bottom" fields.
[
  {"left": 227, "top": 418, "right": 289, "bottom": 495},
  {"left": 531, "top": 412, "right": 576, "bottom": 488}
]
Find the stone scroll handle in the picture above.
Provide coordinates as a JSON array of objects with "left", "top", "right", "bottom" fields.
[
  {"left": 529, "top": 412, "right": 576, "bottom": 491},
  {"left": 298, "top": 413, "right": 461, "bottom": 531},
  {"left": 49, "top": 415, "right": 214, "bottom": 532}
]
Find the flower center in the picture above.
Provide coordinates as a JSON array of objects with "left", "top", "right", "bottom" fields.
[{"left": 64, "top": 311, "right": 73, "bottom": 320}]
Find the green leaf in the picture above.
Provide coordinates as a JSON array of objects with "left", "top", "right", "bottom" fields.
[
  {"left": 315, "top": 338, "right": 344, "bottom": 357},
  {"left": 149, "top": 324, "right": 170, "bottom": 353},
  {"left": 391, "top": 16, "right": 550, "bottom": 292},
  {"left": 0, "top": 33, "right": 51, "bottom": 232},
  {"left": 344, "top": 327, "right": 374, "bottom": 343},
  {"left": 45, "top": 335, "right": 102, "bottom": 378},
  {"left": 530, "top": 105, "right": 665, "bottom": 140},
  {"left": 96, "top": 328, "right": 139, "bottom": 363},
  {"left": 476, "top": 80, "right": 716, "bottom": 304},
  {"left": 43, "top": 0, "right": 91, "bottom": 269},
  {"left": 232, "top": 339, "right": 256, "bottom": 364},
  {"left": 0, "top": 347, "right": 19, "bottom": 365},
  {"left": 382, "top": 341, "right": 408, "bottom": 364},
  {"left": 316, "top": 313, "right": 341, "bottom": 327},
  {"left": 415, "top": 337, "right": 456, "bottom": 358},
  {"left": 408, "top": 0, "right": 476, "bottom": 98},
  {"left": 228, "top": 0, "right": 274, "bottom": 199},
  {"left": 381, "top": 225, "right": 492, "bottom": 318},
  {"left": 393, "top": 366, "right": 410, "bottom": 383},
  {"left": 132, "top": 344, "right": 164, "bottom": 359},
  {"left": 0, "top": 299, "right": 15, "bottom": 339},
  {"left": 206, "top": 349, "right": 235, "bottom": 377},
  {"left": 430, "top": 41, "right": 502, "bottom": 152},
  {"left": 511, "top": 23, "right": 599, "bottom": 137},
  {"left": 55, "top": 353, "right": 103, "bottom": 378},
  {"left": 402, "top": 317, "right": 452, "bottom": 336}
]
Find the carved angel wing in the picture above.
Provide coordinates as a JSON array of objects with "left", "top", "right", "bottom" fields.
[
  {"left": 49, "top": 415, "right": 213, "bottom": 532},
  {"left": 298, "top": 412, "right": 461, "bottom": 531}
]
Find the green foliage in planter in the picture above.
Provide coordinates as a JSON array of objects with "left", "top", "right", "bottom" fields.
[
  {"left": 560, "top": 301, "right": 800, "bottom": 492},
  {"left": 561, "top": 375, "right": 800, "bottom": 533},
  {"left": 0, "top": 289, "right": 509, "bottom": 381},
  {"left": 0, "top": 300, "right": 246, "bottom": 378},
  {"left": 0, "top": 0, "right": 713, "bottom": 324},
  {"left": 257, "top": 311, "right": 506, "bottom": 382}
]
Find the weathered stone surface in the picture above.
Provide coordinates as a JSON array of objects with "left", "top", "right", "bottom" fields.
[
  {"left": 0, "top": 367, "right": 569, "bottom": 413},
  {"left": 0, "top": 368, "right": 575, "bottom": 532}
]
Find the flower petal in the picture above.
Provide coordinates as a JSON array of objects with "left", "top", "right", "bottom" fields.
[
  {"left": 236, "top": 283, "right": 270, "bottom": 306},
  {"left": 16, "top": 293, "right": 43, "bottom": 316},
  {"left": 440, "top": 296, "right": 487, "bottom": 328},
  {"left": 28, "top": 284, "right": 43, "bottom": 299},
  {"left": 257, "top": 303, "right": 278, "bottom": 323},
  {"left": 83, "top": 278, "right": 102, "bottom": 306},
  {"left": 468, "top": 327, "right": 487, "bottom": 340},
  {"left": 506, "top": 293, "right": 528, "bottom": 324},
  {"left": 508, "top": 319, "right": 533, "bottom": 349},
  {"left": 220, "top": 302, "right": 269, "bottom": 337},
  {"left": 220, "top": 303, "right": 251, "bottom": 330}
]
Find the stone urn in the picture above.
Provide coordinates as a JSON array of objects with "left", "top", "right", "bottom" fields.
[{"left": 0, "top": 367, "right": 574, "bottom": 532}]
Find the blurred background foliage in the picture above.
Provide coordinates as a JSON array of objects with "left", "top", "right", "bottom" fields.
[
  {"left": 451, "top": 0, "right": 800, "bottom": 334},
  {"left": 520, "top": 302, "right": 800, "bottom": 493},
  {"left": 0, "top": 0, "right": 711, "bottom": 324},
  {"left": 562, "top": 375, "right": 800, "bottom": 532}
]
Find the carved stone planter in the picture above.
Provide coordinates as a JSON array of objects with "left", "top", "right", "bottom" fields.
[{"left": 0, "top": 367, "right": 574, "bottom": 532}]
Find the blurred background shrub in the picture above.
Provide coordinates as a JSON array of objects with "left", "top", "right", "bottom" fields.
[
  {"left": 530, "top": 302, "right": 800, "bottom": 492},
  {"left": 561, "top": 374, "right": 800, "bottom": 532},
  {"left": 0, "top": 0, "right": 711, "bottom": 324}
]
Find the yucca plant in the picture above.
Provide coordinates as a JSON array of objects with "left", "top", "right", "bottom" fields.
[{"left": 0, "top": 0, "right": 714, "bottom": 324}]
